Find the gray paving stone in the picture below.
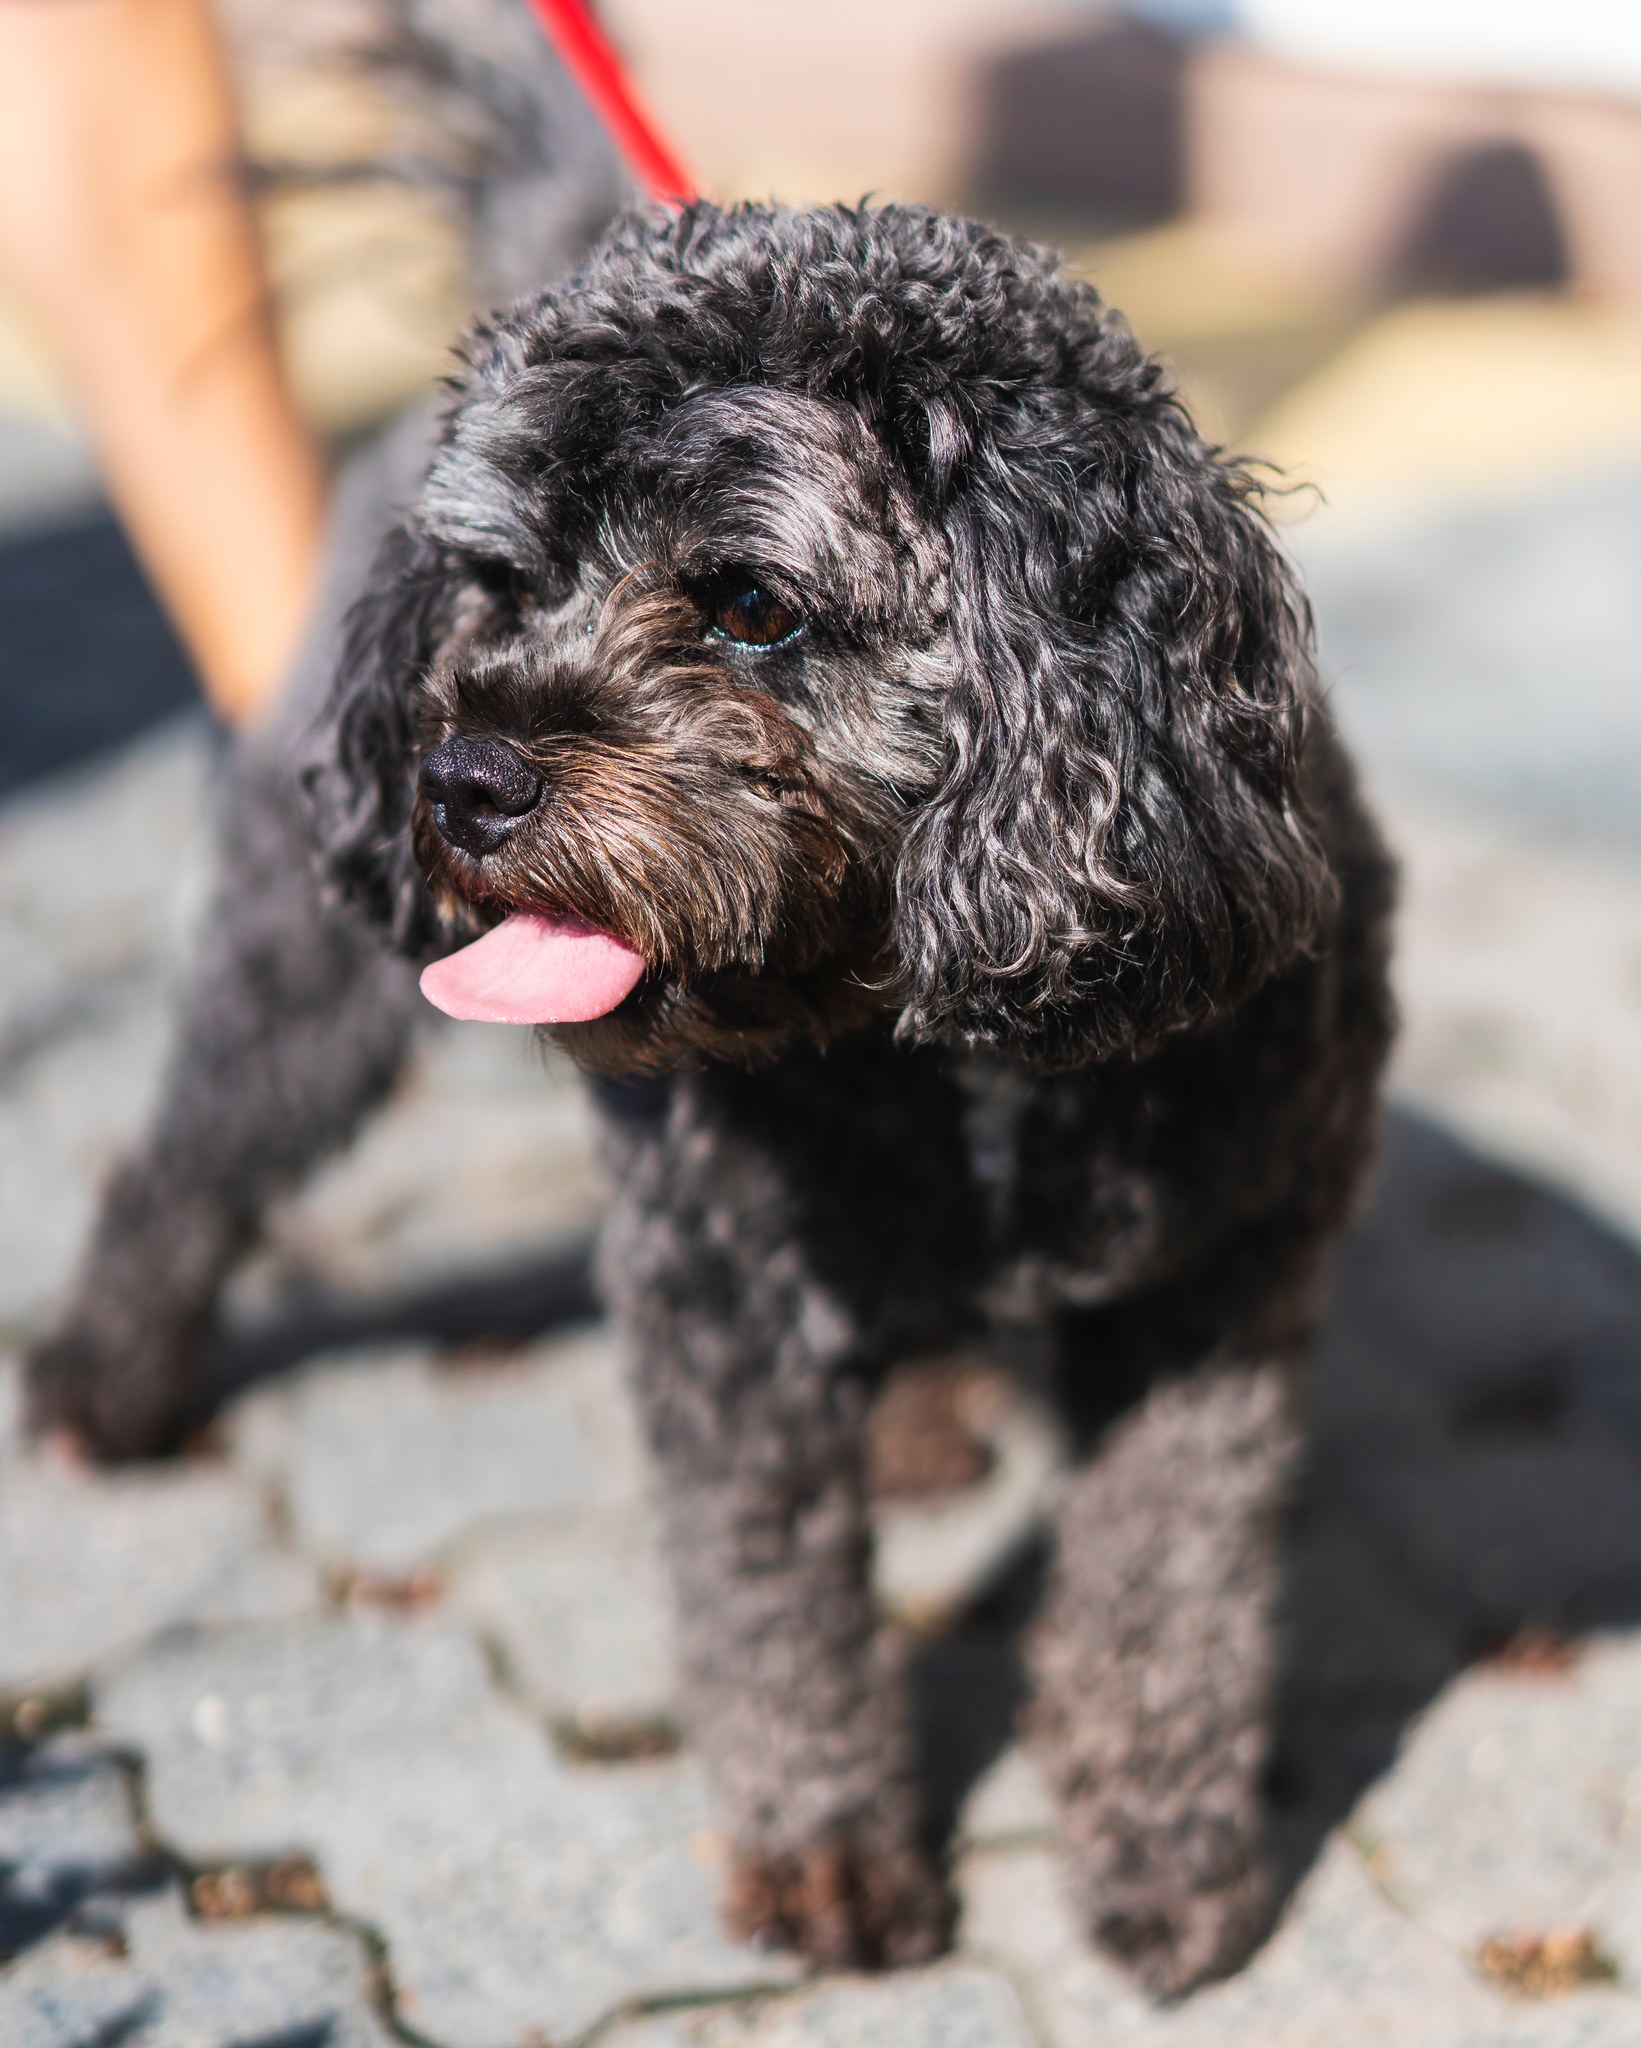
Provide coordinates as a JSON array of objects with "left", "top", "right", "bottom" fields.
[
  {"left": 605, "top": 1966, "right": 1041, "bottom": 2047},
  {"left": 1382, "top": 795, "right": 1641, "bottom": 1240},
  {"left": 873, "top": 1382, "right": 1064, "bottom": 1632},
  {"left": 958, "top": 1746, "right": 1056, "bottom": 1851},
  {"left": 0, "top": 1889, "right": 395, "bottom": 2048},
  {"left": 1595, "top": 1868, "right": 1641, "bottom": 1997},
  {"left": 0, "top": 720, "right": 208, "bottom": 1025},
  {"left": 1300, "top": 465, "right": 1641, "bottom": 855},
  {"left": 1422, "top": 2010, "right": 1641, "bottom": 2048},
  {"left": 1359, "top": 1635, "right": 1641, "bottom": 1961},
  {"left": 1307, "top": 1317, "right": 1448, "bottom": 1458},
  {"left": 0, "top": 996, "right": 176, "bottom": 1337},
  {"left": 0, "top": 1448, "right": 318, "bottom": 1698},
  {"left": 0, "top": 509, "right": 199, "bottom": 800},
  {"left": 231, "top": 1023, "right": 603, "bottom": 1314},
  {"left": 1304, "top": 1102, "right": 1641, "bottom": 1646},
  {"left": 0, "top": 722, "right": 211, "bottom": 1334},
  {"left": 0, "top": 1737, "right": 149, "bottom": 1954},
  {"left": 96, "top": 1616, "right": 793, "bottom": 2047},
  {"left": 958, "top": 1834, "right": 1509, "bottom": 2046},
  {"left": 95, "top": 1621, "right": 501, "bottom": 1848},
  {"left": 229, "top": 1324, "right": 648, "bottom": 1575},
  {"left": 959, "top": 1840, "right": 1161, "bottom": 2044},
  {"left": 1188, "top": 1837, "right": 1592, "bottom": 2044},
  {"left": 0, "top": 1355, "right": 21, "bottom": 1466},
  {"left": 448, "top": 1510, "right": 680, "bottom": 1736}
]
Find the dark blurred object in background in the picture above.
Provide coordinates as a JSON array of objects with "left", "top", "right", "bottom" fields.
[
  {"left": 1390, "top": 138, "right": 1569, "bottom": 298},
  {"left": 5, "top": 1, "right": 1641, "bottom": 798},
  {"left": 957, "top": 6, "right": 1641, "bottom": 308},
  {"left": 970, "top": 18, "right": 1186, "bottom": 229}
]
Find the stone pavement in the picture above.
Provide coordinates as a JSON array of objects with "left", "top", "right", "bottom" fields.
[{"left": 6, "top": 448, "right": 1641, "bottom": 2045}]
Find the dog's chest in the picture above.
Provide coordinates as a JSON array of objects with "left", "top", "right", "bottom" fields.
[{"left": 952, "top": 1055, "right": 1175, "bottom": 1311}]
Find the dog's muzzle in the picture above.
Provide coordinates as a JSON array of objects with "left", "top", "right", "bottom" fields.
[{"left": 419, "top": 734, "right": 543, "bottom": 857}]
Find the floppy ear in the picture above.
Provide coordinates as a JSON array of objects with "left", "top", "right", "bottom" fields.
[
  {"left": 301, "top": 521, "right": 456, "bottom": 955},
  {"left": 893, "top": 375, "right": 1334, "bottom": 1067}
]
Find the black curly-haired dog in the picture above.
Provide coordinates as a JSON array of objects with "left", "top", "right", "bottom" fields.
[
  {"left": 31, "top": 183, "right": 1394, "bottom": 1992},
  {"left": 319, "top": 198, "right": 1394, "bottom": 1989}
]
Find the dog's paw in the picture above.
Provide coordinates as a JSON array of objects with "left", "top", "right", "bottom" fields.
[
  {"left": 1078, "top": 1832, "right": 1272, "bottom": 2001},
  {"left": 24, "top": 1326, "right": 200, "bottom": 1464},
  {"left": 725, "top": 1829, "right": 952, "bottom": 1970}
]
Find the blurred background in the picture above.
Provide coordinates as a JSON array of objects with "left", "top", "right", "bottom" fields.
[{"left": 5, "top": 6, "right": 1641, "bottom": 2032}]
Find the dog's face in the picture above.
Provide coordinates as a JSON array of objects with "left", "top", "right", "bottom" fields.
[
  {"left": 311, "top": 202, "right": 1332, "bottom": 1073},
  {"left": 404, "top": 376, "right": 955, "bottom": 1071}
]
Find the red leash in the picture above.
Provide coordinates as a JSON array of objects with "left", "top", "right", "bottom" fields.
[{"left": 521, "top": 0, "right": 698, "bottom": 204}]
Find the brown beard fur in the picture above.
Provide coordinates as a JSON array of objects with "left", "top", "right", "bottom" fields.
[{"left": 411, "top": 583, "right": 898, "bottom": 1072}]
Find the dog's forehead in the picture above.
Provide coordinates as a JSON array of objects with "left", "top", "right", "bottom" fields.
[
  {"left": 649, "top": 386, "right": 874, "bottom": 490},
  {"left": 638, "top": 386, "right": 904, "bottom": 580},
  {"left": 423, "top": 361, "right": 925, "bottom": 608}
]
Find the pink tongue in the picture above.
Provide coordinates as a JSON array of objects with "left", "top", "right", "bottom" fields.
[{"left": 420, "top": 912, "right": 646, "bottom": 1024}]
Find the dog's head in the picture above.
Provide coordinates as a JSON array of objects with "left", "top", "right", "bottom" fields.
[{"left": 309, "top": 201, "right": 1333, "bottom": 1073}]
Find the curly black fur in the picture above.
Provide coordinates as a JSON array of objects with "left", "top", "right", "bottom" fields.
[
  {"left": 33, "top": 187, "right": 1395, "bottom": 1998},
  {"left": 310, "top": 202, "right": 1339, "bottom": 1070},
  {"left": 300, "top": 198, "right": 1396, "bottom": 1990}
]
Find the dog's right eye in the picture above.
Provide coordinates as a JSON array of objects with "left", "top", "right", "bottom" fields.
[{"left": 701, "top": 576, "right": 804, "bottom": 650}]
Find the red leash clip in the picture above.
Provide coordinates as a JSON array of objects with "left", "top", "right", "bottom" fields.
[{"left": 521, "top": 0, "right": 698, "bottom": 204}]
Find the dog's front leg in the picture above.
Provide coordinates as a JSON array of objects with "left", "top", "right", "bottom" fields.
[
  {"left": 595, "top": 1067, "right": 957, "bottom": 1969},
  {"left": 652, "top": 1351, "right": 948, "bottom": 1968},
  {"left": 1029, "top": 1348, "right": 1301, "bottom": 1999}
]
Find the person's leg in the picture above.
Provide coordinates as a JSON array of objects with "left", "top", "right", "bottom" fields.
[{"left": 0, "top": 0, "right": 326, "bottom": 725}]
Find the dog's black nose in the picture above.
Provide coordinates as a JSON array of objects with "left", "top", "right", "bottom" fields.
[{"left": 419, "top": 734, "right": 543, "bottom": 856}]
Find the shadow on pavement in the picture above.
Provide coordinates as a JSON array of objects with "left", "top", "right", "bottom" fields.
[
  {"left": 0, "top": 1751, "right": 167, "bottom": 1964},
  {"left": 0, "top": 513, "right": 198, "bottom": 798},
  {"left": 208, "top": 1235, "right": 601, "bottom": 1402},
  {"left": 1268, "top": 1107, "right": 1641, "bottom": 1900}
]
